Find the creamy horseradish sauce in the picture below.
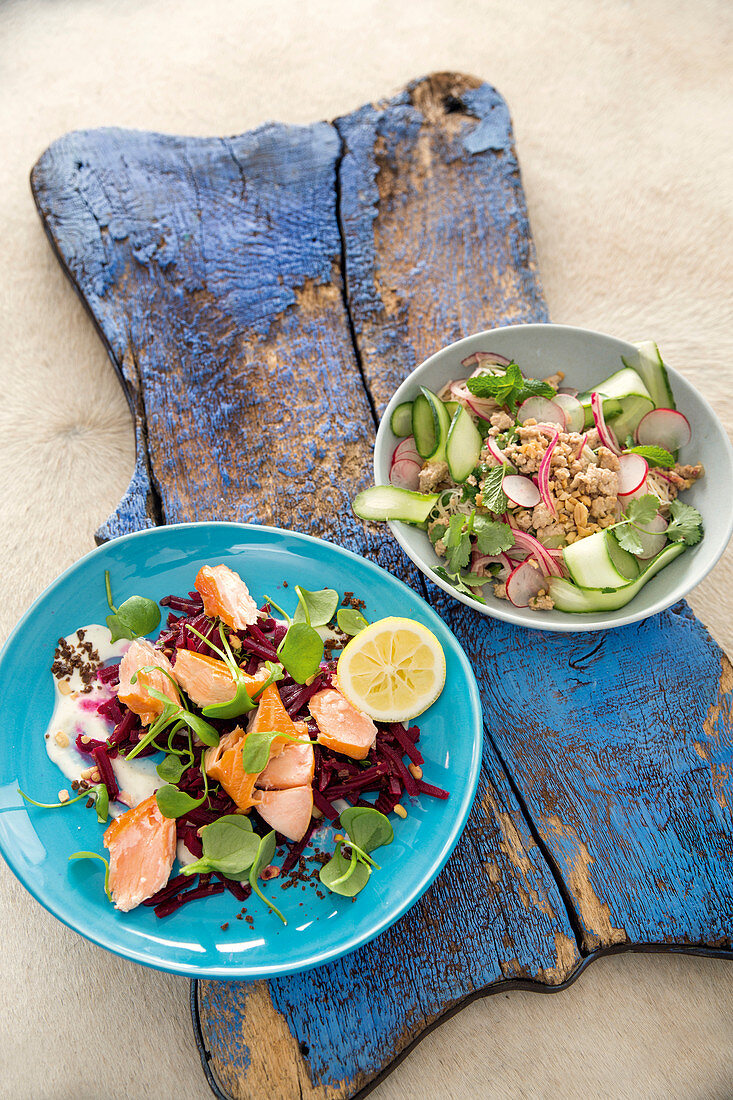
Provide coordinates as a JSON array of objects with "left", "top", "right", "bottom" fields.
[{"left": 44, "top": 625, "right": 175, "bottom": 831}]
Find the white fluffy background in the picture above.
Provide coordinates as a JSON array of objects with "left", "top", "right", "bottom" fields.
[{"left": 1, "top": 1, "right": 731, "bottom": 1097}]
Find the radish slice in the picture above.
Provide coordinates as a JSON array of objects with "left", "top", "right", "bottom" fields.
[
  {"left": 617, "top": 453, "right": 649, "bottom": 496},
  {"left": 634, "top": 514, "right": 668, "bottom": 559},
  {"left": 510, "top": 529, "right": 563, "bottom": 577},
  {"left": 590, "top": 392, "right": 621, "bottom": 455},
  {"left": 502, "top": 475, "right": 541, "bottom": 508},
  {"left": 389, "top": 458, "right": 421, "bottom": 490},
  {"left": 537, "top": 431, "right": 559, "bottom": 514},
  {"left": 558, "top": 385, "right": 579, "bottom": 397},
  {"left": 517, "top": 397, "right": 566, "bottom": 428},
  {"left": 461, "top": 351, "right": 511, "bottom": 369},
  {"left": 393, "top": 436, "right": 421, "bottom": 464},
  {"left": 635, "top": 408, "right": 691, "bottom": 450},
  {"left": 506, "top": 559, "right": 548, "bottom": 607},
  {"left": 618, "top": 478, "right": 650, "bottom": 501},
  {"left": 553, "top": 393, "right": 584, "bottom": 433}
]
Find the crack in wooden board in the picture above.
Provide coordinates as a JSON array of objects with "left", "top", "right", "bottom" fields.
[
  {"left": 29, "top": 71, "right": 732, "bottom": 1100},
  {"left": 30, "top": 75, "right": 579, "bottom": 1100}
]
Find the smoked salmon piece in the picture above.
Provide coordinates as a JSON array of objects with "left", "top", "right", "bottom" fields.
[
  {"left": 204, "top": 726, "right": 258, "bottom": 811},
  {"left": 195, "top": 564, "right": 260, "bottom": 631},
  {"left": 117, "top": 638, "right": 179, "bottom": 726},
  {"left": 255, "top": 740, "right": 315, "bottom": 790},
  {"left": 254, "top": 786, "right": 313, "bottom": 842},
  {"left": 103, "top": 794, "right": 176, "bottom": 912},
  {"left": 248, "top": 683, "right": 308, "bottom": 746},
  {"left": 173, "top": 650, "right": 270, "bottom": 708},
  {"left": 308, "top": 688, "right": 377, "bottom": 761}
]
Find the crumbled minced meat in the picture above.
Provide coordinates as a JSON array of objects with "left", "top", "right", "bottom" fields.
[
  {"left": 488, "top": 411, "right": 514, "bottom": 434},
  {"left": 418, "top": 460, "right": 453, "bottom": 493}
]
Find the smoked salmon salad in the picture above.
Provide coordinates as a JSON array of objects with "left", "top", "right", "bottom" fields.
[{"left": 30, "top": 563, "right": 449, "bottom": 922}]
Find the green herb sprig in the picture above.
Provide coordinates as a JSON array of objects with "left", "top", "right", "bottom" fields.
[
  {"left": 623, "top": 445, "right": 675, "bottom": 468},
  {"left": 68, "top": 851, "right": 112, "bottom": 901},
  {"left": 336, "top": 608, "right": 369, "bottom": 636},
  {"left": 104, "top": 570, "right": 161, "bottom": 643},
  {"left": 319, "top": 807, "right": 394, "bottom": 898},
  {"left": 466, "top": 362, "right": 554, "bottom": 414}
]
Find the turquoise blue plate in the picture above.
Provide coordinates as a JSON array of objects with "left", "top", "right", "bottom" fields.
[{"left": 0, "top": 523, "right": 482, "bottom": 978}]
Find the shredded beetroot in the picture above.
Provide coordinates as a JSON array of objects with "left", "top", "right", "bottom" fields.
[
  {"left": 160, "top": 591, "right": 204, "bottom": 614},
  {"left": 312, "top": 788, "right": 339, "bottom": 821},
  {"left": 153, "top": 878, "right": 225, "bottom": 918},
  {"left": 416, "top": 778, "right": 449, "bottom": 799},
  {"left": 387, "top": 723, "right": 424, "bottom": 765},
  {"left": 97, "top": 663, "right": 121, "bottom": 687},
  {"left": 91, "top": 744, "right": 119, "bottom": 801},
  {"left": 143, "top": 873, "right": 192, "bottom": 906},
  {"left": 75, "top": 733, "right": 95, "bottom": 756},
  {"left": 281, "top": 817, "right": 319, "bottom": 873},
  {"left": 216, "top": 874, "right": 252, "bottom": 901},
  {"left": 97, "top": 695, "right": 124, "bottom": 724}
]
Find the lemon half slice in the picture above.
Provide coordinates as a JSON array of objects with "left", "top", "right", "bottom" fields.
[{"left": 337, "top": 617, "right": 446, "bottom": 723}]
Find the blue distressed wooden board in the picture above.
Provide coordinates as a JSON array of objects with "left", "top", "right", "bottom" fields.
[{"left": 30, "top": 72, "right": 732, "bottom": 1100}]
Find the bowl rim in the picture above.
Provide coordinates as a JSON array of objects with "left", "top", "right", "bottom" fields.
[{"left": 374, "top": 322, "right": 733, "bottom": 633}]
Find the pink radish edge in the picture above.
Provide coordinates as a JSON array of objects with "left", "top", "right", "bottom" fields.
[
  {"left": 506, "top": 560, "right": 548, "bottom": 607},
  {"left": 590, "top": 392, "right": 621, "bottom": 455},
  {"left": 617, "top": 452, "right": 649, "bottom": 495},
  {"left": 635, "top": 408, "right": 691, "bottom": 449}
]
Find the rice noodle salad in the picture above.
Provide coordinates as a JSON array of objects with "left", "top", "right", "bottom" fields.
[
  {"left": 27, "top": 564, "right": 448, "bottom": 921},
  {"left": 353, "top": 341, "right": 705, "bottom": 613}
]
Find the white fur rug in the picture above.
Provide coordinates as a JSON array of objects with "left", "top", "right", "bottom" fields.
[{"left": 1, "top": 0, "right": 731, "bottom": 1097}]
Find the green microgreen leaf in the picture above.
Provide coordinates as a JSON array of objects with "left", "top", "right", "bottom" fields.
[
  {"left": 249, "top": 831, "right": 287, "bottom": 924},
  {"left": 181, "top": 815, "right": 259, "bottom": 878},
  {"left": 480, "top": 463, "right": 510, "bottom": 514},
  {"left": 104, "top": 571, "right": 161, "bottom": 641},
  {"left": 17, "top": 787, "right": 91, "bottom": 809},
  {"left": 336, "top": 608, "right": 369, "bottom": 636},
  {"left": 264, "top": 595, "right": 291, "bottom": 625},
  {"left": 241, "top": 729, "right": 314, "bottom": 775},
  {"left": 251, "top": 660, "right": 285, "bottom": 701},
  {"left": 624, "top": 445, "right": 676, "bottom": 468},
  {"left": 276, "top": 622, "right": 323, "bottom": 684},
  {"left": 201, "top": 677, "right": 256, "bottom": 720},
  {"left": 90, "top": 783, "right": 109, "bottom": 824},
  {"left": 155, "top": 785, "right": 204, "bottom": 819},
  {"left": 340, "top": 806, "right": 394, "bottom": 854},
  {"left": 69, "top": 851, "right": 112, "bottom": 901},
  {"left": 319, "top": 844, "right": 371, "bottom": 897},
  {"left": 185, "top": 624, "right": 228, "bottom": 661},
  {"left": 472, "top": 515, "right": 515, "bottom": 555},
  {"left": 666, "top": 500, "right": 704, "bottom": 545},
  {"left": 293, "top": 586, "right": 339, "bottom": 628},
  {"left": 156, "top": 754, "right": 188, "bottom": 784}
]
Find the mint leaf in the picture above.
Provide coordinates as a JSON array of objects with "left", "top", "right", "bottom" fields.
[
  {"left": 467, "top": 363, "right": 554, "bottom": 413},
  {"left": 623, "top": 494, "right": 660, "bottom": 526},
  {"left": 481, "top": 463, "right": 509, "bottom": 514},
  {"left": 515, "top": 377, "right": 556, "bottom": 404},
  {"left": 473, "top": 516, "right": 515, "bottom": 555},
  {"left": 624, "top": 445, "right": 675, "bottom": 468},
  {"left": 666, "top": 500, "right": 704, "bottom": 545}
]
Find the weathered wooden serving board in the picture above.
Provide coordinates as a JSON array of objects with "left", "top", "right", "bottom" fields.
[{"left": 31, "top": 73, "right": 732, "bottom": 1100}]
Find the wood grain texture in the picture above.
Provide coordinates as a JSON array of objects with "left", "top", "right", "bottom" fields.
[{"left": 29, "top": 72, "right": 731, "bottom": 1100}]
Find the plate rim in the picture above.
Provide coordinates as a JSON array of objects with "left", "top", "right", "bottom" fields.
[{"left": 0, "top": 520, "right": 483, "bottom": 978}]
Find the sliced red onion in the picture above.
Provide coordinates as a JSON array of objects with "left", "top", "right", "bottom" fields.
[
  {"left": 461, "top": 351, "right": 512, "bottom": 369},
  {"left": 389, "top": 458, "right": 421, "bottom": 490},
  {"left": 449, "top": 380, "right": 497, "bottom": 419},
  {"left": 635, "top": 408, "right": 691, "bottom": 450},
  {"left": 502, "top": 475, "right": 541, "bottom": 508},
  {"left": 536, "top": 431, "right": 559, "bottom": 514},
  {"left": 574, "top": 432, "right": 588, "bottom": 461},
  {"left": 486, "top": 436, "right": 512, "bottom": 466},
  {"left": 517, "top": 397, "right": 566, "bottom": 429},
  {"left": 510, "top": 528, "right": 562, "bottom": 577},
  {"left": 506, "top": 560, "right": 548, "bottom": 607},
  {"left": 590, "top": 392, "right": 621, "bottom": 455},
  {"left": 553, "top": 393, "right": 585, "bottom": 433},
  {"left": 617, "top": 452, "right": 649, "bottom": 496},
  {"left": 634, "top": 514, "right": 668, "bottom": 559}
]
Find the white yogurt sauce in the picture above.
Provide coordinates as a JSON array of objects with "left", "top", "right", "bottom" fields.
[{"left": 43, "top": 624, "right": 161, "bottom": 817}]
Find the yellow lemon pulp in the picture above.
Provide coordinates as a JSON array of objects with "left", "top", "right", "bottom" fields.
[{"left": 337, "top": 617, "right": 446, "bottom": 723}]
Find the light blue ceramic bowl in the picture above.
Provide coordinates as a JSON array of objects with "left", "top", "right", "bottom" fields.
[
  {"left": 0, "top": 523, "right": 482, "bottom": 977},
  {"left": 375, "top": 323, "right": 733, "bottom": 632}
]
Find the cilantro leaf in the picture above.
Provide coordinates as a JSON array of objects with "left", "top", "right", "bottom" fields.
[
  {"left": 624, "top": 445, "right": 675, "bottom": 468},
  {"left": 429, "top": 521, "right": 448, "bottom": 546},
  {"left": 613, "top": 525, "right": 645, "bottom": 555},
  {"left": 434, "top": 567, "right": 488, "bottom": 604},
  {"left": 480, "top": 463, "right": 509, "bottom": 514},
  {"left": 473, "top": 516, "right": 515, "bottom": 555},
  {"left": 622, "top": 494, "right": 660, "bottom": 526},
  {"left": 666, "top": 500, "right": 704, "bottom": 545}
]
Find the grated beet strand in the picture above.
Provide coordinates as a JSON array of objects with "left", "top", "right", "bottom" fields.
[
  {"left": 281, "top": 817, "right": 319, "bottom": 874},
  {"left": 107, "top": 708, "right": 138, "bottom": 748},
  {"left": 312, "top": 789, "right": 339, "bottom": 821},
  {"left": 416, "top": 778, "right": 449, "bottom": 799},
  {"left": 215, "top": 874, "right": 252, "bottom": 901},
  {"left": 386, "top": 723, "right": 424, "bottom": 766},
  {"left": 377, "top": 742, "right": 420, "bottom": 796},
  {"left": 154, "top": 879, "right": 226, "bottom": 918},
  {"left": 75, "top": 733, "right": 95, "bottom": 756},
  {"left": 97, "top": 664, "right": 121, "bottom": 687},
  {"left": 160, "top": 593, "right": 204, "bottom": 614},
  {"left": 143, "top": 873, "right": 191, "bottom": 906},
  {"left": 91, "top": 744, "right": 119, "bottom": 801}
]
